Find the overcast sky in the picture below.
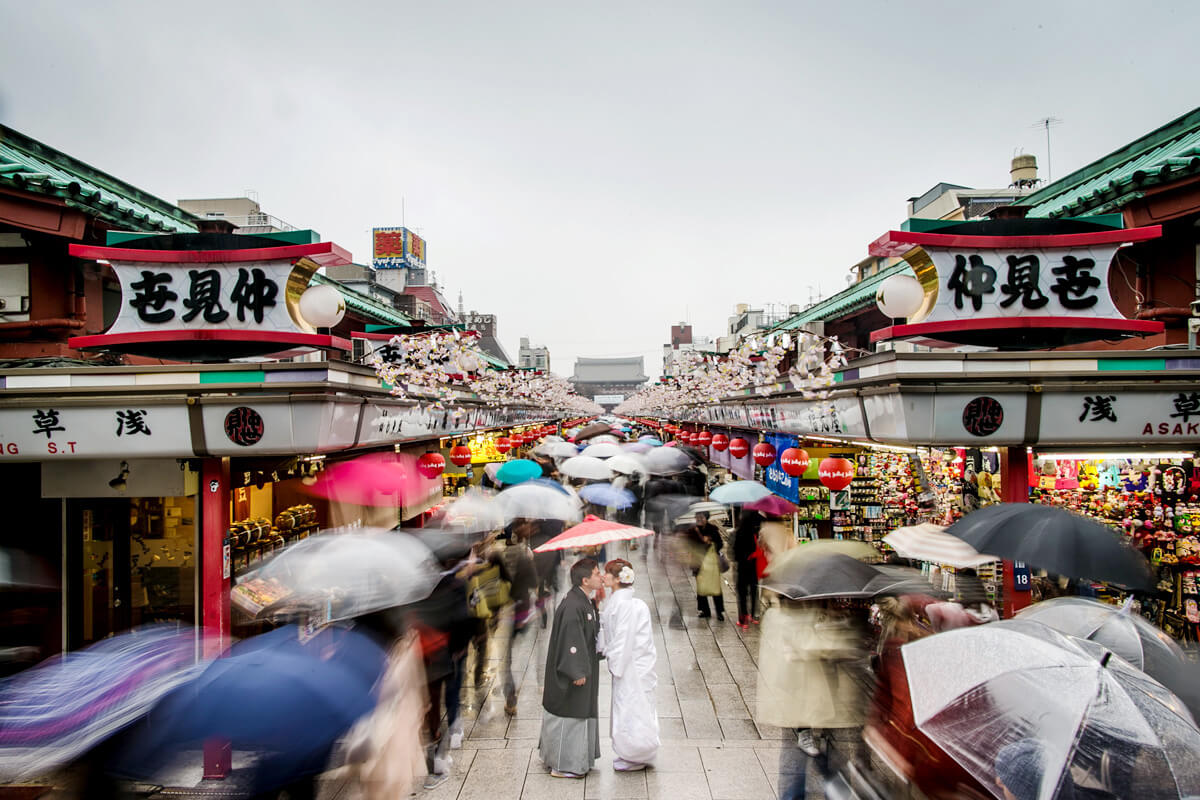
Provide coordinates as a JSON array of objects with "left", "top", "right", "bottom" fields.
[{"left": 3, "top": 1, "right": 1198, "bottom": 381}]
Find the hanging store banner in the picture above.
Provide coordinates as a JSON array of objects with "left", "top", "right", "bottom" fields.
[
  {"left": 1039, "top": 390, "right": 1200, "bottom": 444},
  {"left": 690, "top": 397, "right": 867, "bottom": 439},
  {"left": 4, "top": 404, "right": 192, "bottom": 459},
  {"left": 762, "top": 432, "right": 800, "bottom": 503},
  {"left": 730, "top": 434, "right": 755, "bottom": 480}
]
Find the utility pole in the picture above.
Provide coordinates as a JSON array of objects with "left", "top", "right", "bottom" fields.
[{"left": 1032, "top": 117, "right": 1063, "bottom": 182}]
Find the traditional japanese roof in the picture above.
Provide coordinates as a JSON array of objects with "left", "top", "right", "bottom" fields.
[
  {"left": 1017, "top": 105, "right": 1200, "bottom": 219},
  {"left": 569, "top": 356, "right": 648, "bottom": 384},
  {"left": 0, "top": 125, "right": 199, "bottom": 234},
  {"left": 474, "top": 335, "right": 513, "bottom": 367},
  {"left": 310, "top": 272, "right": 411, "bottom": 328},
  {"left": 774, "top": 262, "right": 913, "bottom": 330}
]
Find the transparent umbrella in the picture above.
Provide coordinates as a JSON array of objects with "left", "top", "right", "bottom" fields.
[
  {"left": 581, "top": 442, "right": 622, "bottom": 459},
  {"left": 901, "top": 619, "right": 1200, "bottom": 799},
  {"left": 428, "top": 488, "right": 503, "bottom": 534},
  {"left": 495, "top": 481, "right": 583, "bottom": 524},
  {"left": 558, "top": 455, "right": 615, "bottom": 481},
  {"left": 644, "top": 447, "right": 691, "bottom": 475},
  {"left": 710, "top": 480, "right": 772, "bottom": 504},
  {"left": 606, "top": 454, "right": 647, "bottom": 476}
]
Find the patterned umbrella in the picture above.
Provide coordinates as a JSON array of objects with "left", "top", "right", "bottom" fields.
[{"left": 532, "top": 515, "right": 654, "bottom": 553}]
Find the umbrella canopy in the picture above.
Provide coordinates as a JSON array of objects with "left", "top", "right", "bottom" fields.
[
  {"left": 240, "top": 530, "right": 439, "bottom": 622},
  {"left": 947, "top": 503, "right": 1155, "bottom": 589},
  {"left": 761, "top": 552, "right": 884, "bottom": 600},
  {"left": 744, "top": 495, "right": 798, "bottom": 516},
  {"left": 300, "top": 451, "right": 415, "bottom": 507},
  {"left": 578, "top": 483, "right": 636, "bottom": 510},
  {"left": 581, "top": 442, "right": 622, "bottom": 459},
  {"left": 116, "top": 625, "right": 385, "bottom": 793},
  {"left": 574, "top": 422, "right": 616, "bottom": 441},
  {"left": 673, "top": 500, "right": 730, "bottom": 527},
  {"left": 621, "top": 442, "right": 653, "bottom": 454},
  {"left": 0, "top": 624, "right": 204, "bottom": 780},
  {"left": 884, "top": 522, "right": 998, "bottom": 568},
  {"left": 1017, "top": 597, "right": 1200, "bottom": 721},
  {"left": 496, "top": 459, "right": 543, "bottom": 485},
  {"left": 638, "top": 436, "right": 664, "bottom": 446},
  {"left": 865, "top": 565, "right": 944, "bottom": 597},
  {"left": 644, "top": 447, "right": 692, "bottom": 475},
  {"left": 710, "top": 480, "right": 773, "bottom": 505},
  {"left": 543, "top": 435, "right": 565, "bottom": 443},
  {"left": 606, "top": 454, "right": 647, "bottom": 476},
  {"left": 540, "top": 441, "right": 581, "bottom": 459},
  {"left": 901, "top": 619, "right": 1200, "bottom": 800},
  {"left": 427, "top": 488, "right": 504, "bottom": 534},
  {"left": 588, "top": 434, "right": 622, "bottom": 445},
  {"left": 495, "top": 482, "right": 583, "bottom": 523},
  {"left": 533, "top": 515, "right": 654, "bottom": 553},
  {"left": 558, "top": 455, "right": 615, "bottom": 481},
  {"left": 764, "top": 539, "right": 882, "bottom": 576}
]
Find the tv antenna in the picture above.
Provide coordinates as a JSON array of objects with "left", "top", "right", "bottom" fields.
[{"left": 1032, "top": 117, "right": 1063, "bottom": 182}]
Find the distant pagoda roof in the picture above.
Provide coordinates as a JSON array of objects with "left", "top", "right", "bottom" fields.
[{"left": 569, "top": 356, "right": 648, "bottom": 384}]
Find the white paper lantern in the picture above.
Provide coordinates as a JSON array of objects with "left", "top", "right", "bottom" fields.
[
  {"left": 299, "top": 284, "right": 346, "bottom": 328},
  {"left": 875, "top": 274, "right": 925, "bottom": 319}
]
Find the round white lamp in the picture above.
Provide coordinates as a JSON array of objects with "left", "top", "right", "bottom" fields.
[
  {"left": 299, "top": 284, "right": 346, "bottom": 329},
  {"left": 875, "top": 274, "right": 925, "bottom": 320}
]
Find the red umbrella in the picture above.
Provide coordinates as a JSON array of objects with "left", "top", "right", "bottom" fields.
[
  {"left": 744, "top": 495, "right": 798, "bottom": 516},
  {"left": 532, "top": 514, "right": 653, "bottom": 553},
  {"left": 302, "top": 452, "right": 431, "bottom": 507}
]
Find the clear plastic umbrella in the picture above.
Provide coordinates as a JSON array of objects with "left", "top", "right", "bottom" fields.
[
  {"left": 581, "top": 442, "right": 622, "bottom": 459},
  {"left": 240, "top": 529, "right": 439, "bottom": 623},
  {"left": 901, "top": 619, "right": 1200, "bottom": 799},
  {"left": 428, "top": 488, "right": 504, "bottom": 534},
  {"left": 537, "top": 441, "right": 580, "bottom": 459},
  {"left": 606, "top": 454, "right": 648, "bottom": 476},
  {"left": 710, "top": 480, "right": 772, "bottom": 504},
  {"left": 644, "top": 447, "right": 691, "bottom": 475},
  {"left": 494, "top": 481, "right": 583, "bottom": 523},
  {"left": 558, "top": 455, "right": 615, "bottom": 481}
]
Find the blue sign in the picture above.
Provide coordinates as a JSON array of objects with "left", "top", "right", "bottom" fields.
[
  {"left": 1011, "top": 561, "right": 1032, "bottom": 591},
  {"left": 762, "top": 433, "right": 800, "bottom": 503}
]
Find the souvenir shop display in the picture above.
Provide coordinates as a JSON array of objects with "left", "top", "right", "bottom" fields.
[
  {"left": 227, "top": 504, "right": 318, "bottom": 574},
  {"left": 794, "top": 484, "right": 831, "bottom": 540}
]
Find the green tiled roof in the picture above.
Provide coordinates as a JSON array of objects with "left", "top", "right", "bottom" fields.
[
  {"left": 0, "top": 125, "right": 198, "bottom": 234},
  {"left": 775, "top": 262, "right": 912, "bottom": 330},
  {"left": 310, "top": 273, "right": 411, "bottom": 328},
  {"left": 1018, "top": 106, "right": 1200, "bottom": 219}
]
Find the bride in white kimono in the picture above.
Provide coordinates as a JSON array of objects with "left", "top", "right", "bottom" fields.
[{"left": 598, "top": 558, "right": 660, "bottom": 771}]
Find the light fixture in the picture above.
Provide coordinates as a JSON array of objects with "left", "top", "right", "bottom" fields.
[
  {"left": 875, "top": 274, "right": 925, "bottom": 320},
  {"left": 109, "top": 460, "right": 130, "bottom": 492},
  {"left": 299, "top": 284, "right": 346, "bottom": 329}
]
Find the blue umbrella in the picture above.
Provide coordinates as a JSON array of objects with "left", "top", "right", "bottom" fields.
[
  {"left": 710, "top": 480, "right": 773, "bottom": 505},
  {"left": 638, "top": 436, "right": 664, "bottom": 446},
  {"left": 496, "top": 458, "right": 543, "bottom": 485},
  {"left": 579, "top": 483, "right": 636, "bottom": 510},
  {"left": 115, "top": 625, "right": 386, "bottom": 791}
]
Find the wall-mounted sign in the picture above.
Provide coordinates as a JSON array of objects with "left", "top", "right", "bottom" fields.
[
  {"left": 372, "top": 227, "right": 427, "bottom": 269},
  {"left": 962, "top": 396, "right": 1004, "bottom": 437},
  {"left": 224, "top": 407, "right": 265, "bottom": 447},
  {"left": 868, "top": 225, "right": 1164, "bottom": 348}
]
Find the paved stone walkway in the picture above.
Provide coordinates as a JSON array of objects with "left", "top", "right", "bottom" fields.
[{"left": 316, "top": 536, "right": 822, "bottom": 800}]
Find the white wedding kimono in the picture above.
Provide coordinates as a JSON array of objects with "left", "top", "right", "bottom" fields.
[{"left": 598, "top": 587, "right": 660, "bottom": 766}]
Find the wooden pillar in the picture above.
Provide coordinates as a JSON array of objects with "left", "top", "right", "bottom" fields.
[
  {"left": 200, "top": 457, "right": 232, "bottom": 779},
  {"left": 999, "top": 446, "right": 1033, "bottom": 618}
]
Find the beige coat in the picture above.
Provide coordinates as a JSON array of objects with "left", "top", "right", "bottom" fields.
[
  {"left": 758, "top": 521, "right": 796, "bottom": 566},
  {"left": 755, "top": 604, "right": 868, "bottom": 729}
]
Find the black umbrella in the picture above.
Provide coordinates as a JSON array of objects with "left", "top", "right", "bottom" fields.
[
  {"left": 946, "top": 503, "right": 1154, "bottom": 590},
  {"left": 574, "top": 422, "right": 618, "bottom": 442},
  {"left": 761, "top": 552, "right": 883, "bottom": 601}
]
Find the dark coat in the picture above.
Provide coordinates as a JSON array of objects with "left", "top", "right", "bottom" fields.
[
  {"left": 733, "top": 511, "right": 763, "bottom": 564},
  {"left": 541, "top": 586, "right": 600, "bottom": 719}
]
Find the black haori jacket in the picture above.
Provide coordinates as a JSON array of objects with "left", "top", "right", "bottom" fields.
[{"left": 542, "top": 586, "right": 601, "bottom": 719}]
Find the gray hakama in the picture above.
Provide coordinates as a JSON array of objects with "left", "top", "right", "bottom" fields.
[{"left": 538, "top": 712, "right": 600, "bottom": 775}]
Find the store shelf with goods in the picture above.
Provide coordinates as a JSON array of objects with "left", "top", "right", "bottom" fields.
[{"left": 229, "top": 504, "right": 318, "bottom": 575}]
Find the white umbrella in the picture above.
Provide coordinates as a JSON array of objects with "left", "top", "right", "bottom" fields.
[
  {"left": 587, "top": 434, "right": 621, "bottom": 445},
  {"left": 581, "top": 442, "right": 622, "bottom": 459},
  {"left": 884, "top": 523, "right": 997, "bottom": 568},
  {"left": 558, "top": 455, "right": 615, "bottom": 481},
  {"left": 606, "top": 454, "right": 647, "bottom": 476},
  {"left": 644, "top": 447, "right": 691, "bottom": 475},
  {"left": 674, "top": 500, "right": 729, "bottom": 527},
  {"left": 539, "top": 441, "right": 580, "bottom": 459},
  {"left": 494, "top": 482, "right": 583, "bottom": 523},
  {"left": 430, "top": 488, "right": 504, "bottom": 534},
  {"left": 542, "top": 434, "right": 565, "bottom": 443}
]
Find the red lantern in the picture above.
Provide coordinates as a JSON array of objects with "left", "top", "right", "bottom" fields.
[
  {"left": 752, "top": 442, "right": 777, "bottom": 467},
  {"left": 449, "top": 445, "right": 472, "bottom": 467},
  {"left": 711, "top": 433, "right": 729, "bottom": 452},
  {"left": 818, "top": 457, "right": 855, "bottom": 491},
  {"left": 495, "top": 437, "right": 512, "bottom": 454},
  {"left": 780, "top": 447, "right": 811, "bottom": 476},
  {"left": 416, "top": 452, "right": 446, "bottom": 479},
  {"left": 728, "top": 437, "right": 750, "bottom": 459},
  {"left": 695, "top": 431, "right": 713, "bottom": 447}
]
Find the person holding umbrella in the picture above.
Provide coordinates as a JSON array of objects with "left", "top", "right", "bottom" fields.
[
  {"left": 539, "top": 558, "right": 604, "bottom": 778},
  {"left": 690, "top": 511, "right": 726, "bottom": 621},
  {"left": 732, "top": 510, "right": 763, "bottom": 628}
]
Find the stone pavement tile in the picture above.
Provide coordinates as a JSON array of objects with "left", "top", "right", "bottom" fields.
[
  {"left": 706, "top": 685, "right": 750, "bottom": 719},
  {"left": 718, "top": 718, "right": 761, "bottom": 740},
  {"left": 682, "top": 716, "right": 722, "bottom": 740},
  {"left": 462, "top": 738, "right": 509, "bottom": 750},
  {"left": 508, "top": 716, "right": 544, "bottom": 739},
  {"left": 584, "top": 767, "right": 648, "bottom": 799},
  {"left": 651, "top": 743, "right": 703, "bottom": 772},
  {"left": 697, "top": 659, "right": 735, "bottom": 685},
  {"left": 422, "top": 775, "right": 468, "bottom": 800},
  {"left": 646, "top": 769, "right": 712, "bottom": 800},
  {"left": 528, "top": 747, "right": 551, "bottom": 773},
  {"left": 507, "top": 737, "right": 540, "bottom": 751},
  {"left": 522, "top": 770, "right": 586, "bottom": 800},
  {"left": 658, "top": 717, "right": 687, "bottom": 739},
  {"left": 459, "top": 747, "right": 532, "bottom": 800},
  {"left": 699, "top": 747, "right": 776, "bottom": 800},
  {"left": 755, "top": 722, "right": 783, "bottom": 740}
]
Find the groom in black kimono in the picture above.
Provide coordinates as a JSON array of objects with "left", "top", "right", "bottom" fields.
[{"left": 539, "top": 557, "right": 603, "bottom": 778}]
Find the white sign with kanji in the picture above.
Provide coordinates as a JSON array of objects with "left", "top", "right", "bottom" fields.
[
  {"left": 107, "top": 260, "right": 306, "bottom": 335},
  {"left": 923, "top": 244, "right": 1124, "bottom": 323}
]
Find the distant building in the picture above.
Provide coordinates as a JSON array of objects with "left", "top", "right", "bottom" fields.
[
  {"left": 176, "top": 196, "right": 297, "bottom": 234},
  {"left": 461, "top": 309, "right": 512, "bottom": 366},
  {"left": 569, "top": 356, "right": 647, "bottom": 410},
  {"left": 662, "top": 322, "right": 714, "bottom": 376},
  {"left": 518, "top": 337, "right": 550, "bottom": 371},
  {"left": 715, "top": 304, "right": 796, "bottom": 353}
]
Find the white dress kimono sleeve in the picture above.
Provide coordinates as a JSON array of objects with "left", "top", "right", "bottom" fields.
[{"left": 605, "top": 589, "right": 660, "bottom": 764}]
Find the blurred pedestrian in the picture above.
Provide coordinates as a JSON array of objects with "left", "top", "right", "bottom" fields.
[
  {"left": 995, "top": 739, "right": 1046, "bottom": 800},
  {"left": 732, "top": 510, "right": 763, "bottom": 627},
  {"left": 495, "top": 519, "right": 538, "bottom": 716},
  {"left": 539, "top": 558, "right": 603, "bottom": 778},
  {"left": 530, "top": 519, "right": 563, "bottom": 628},
  {"left": 598, "top": 559, "right": 658, "bottom": 771},
  {"left": 691, "top": 511, "right": 726, "bottom": 621}
]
